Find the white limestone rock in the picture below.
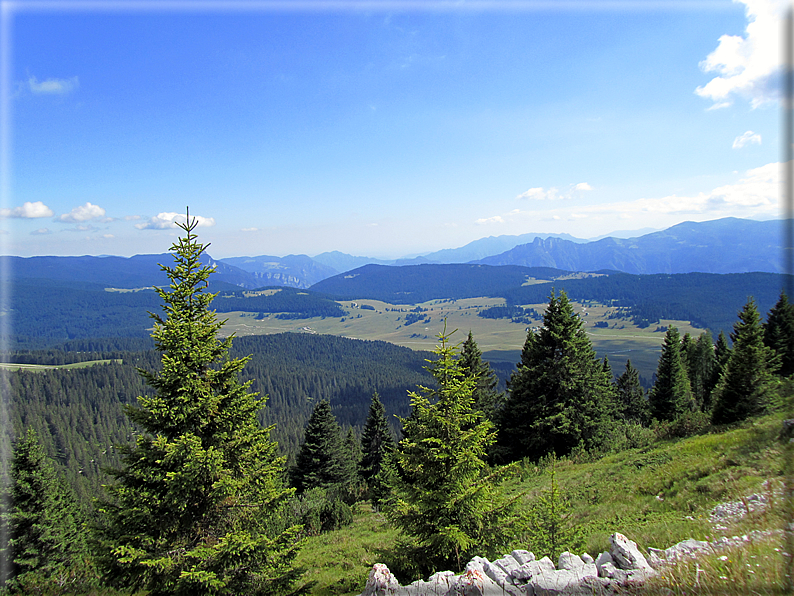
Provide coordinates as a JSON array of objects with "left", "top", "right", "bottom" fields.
[{"left": 609, "top": 532, "right": 653, "bottom": 571}]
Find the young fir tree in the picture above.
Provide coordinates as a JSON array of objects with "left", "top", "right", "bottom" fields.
[
  {"left": 648, "top": 326, "right": 696, "bottom": 422},
  {"left": 712, "top": 298, "right": 780, "bottom": 424},
  {"left": 764, "top": 291, "right": 794, "bottom": 377},
  {"left": 615, "top": 359, "right": 650, "bottom": 426},
  {"left": 525, "top": 457, "right": 583, "bottom": 563},
  {"left": 459, "top": 331, "right": 504, "bottom": 423},
  {"left": 359, "top": 392, "right": 395, "bottom": 486},
  {"left": 496, "top": 290, "right": 616, "bottom": 462},
  {"left": 385, "top": 327, "right": 518, "bottom": 573},
  {"left": 93, "top": 213, "right": 302, "bottom": 596},
  {"left": 291, "top": 400, "right": 355, "bottom": 493},
  {"left": 5, "top": 428, "right": 90, "bottom": 592}
]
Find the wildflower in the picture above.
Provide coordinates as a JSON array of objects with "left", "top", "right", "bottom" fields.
[{"left": 719, "top": 556, "right": 728, "bottom": 561}]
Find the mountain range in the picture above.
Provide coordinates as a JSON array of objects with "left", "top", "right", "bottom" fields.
[{"left": 4, "top": 217, "right": 785, "bottom": 290}]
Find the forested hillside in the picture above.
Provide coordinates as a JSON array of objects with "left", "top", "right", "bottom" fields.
[
  {"left": 4, "top": 333, "right": 434, "bottom": 505},
  {"left": 7, "top": 280, "right": 347, "bottom": 349}
]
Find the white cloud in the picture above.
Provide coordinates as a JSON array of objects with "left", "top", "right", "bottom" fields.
[
  {"left": 31, "top": 228, "right": 51, "bottom": 235},
  {"left": 588, "top": 162, "right": 780, "bottom": 218},
  {"left": 696, "top": 0, "right": 785, "bottom": 108},
  {"left": 28, "top": 76, "right": 79, "bottom": 95},
  {"left": 574, "top": 182, "right": 593, "bottom": 191},
  {"left": 124, "top": 215, "right": 141, "bottom": 221},
  {"left": 135, "top": 212, "right": 216, "bottom": 230},
  {"left": 241, "top": 227, "right": 259, "bottom": 232},
  {"left": 0, "top": 201, "right": 54, "bottom": 219},
  {"left": 475, "top": 216, "right": 505, "bottom": 225},
  {"left": 58, "top": 202, "right": 106, "bottom": 223},
  {"left": 517, "top": 187, "right": 560, "bottom": 200},
  {"left": 733, "top": 130, "right": 762, "bottom": 148}
]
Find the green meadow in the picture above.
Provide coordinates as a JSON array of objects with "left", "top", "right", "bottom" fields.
[{"left": 219, "top": 297, "right": 704, "bottom": 382}]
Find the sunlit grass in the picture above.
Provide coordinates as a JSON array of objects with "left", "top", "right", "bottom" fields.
[{"left": 298, "top": 412, "right": 789, "bottom": 596}]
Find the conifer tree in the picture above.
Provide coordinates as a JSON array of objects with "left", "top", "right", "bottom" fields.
[
  {"left": 5, "top": 428, "right": 89, "bottom": 592},
  {"left": 459, "top": 331, "right": 504, "bottom": 423},
  {"left": 764, "top": 291, "right": 794, "bottom": 377},
  {"left": 687, "top": 332, "right": 717, "bottom": 411},
  {"left": 648, "top": 326, "right": 696, "bottom": 421},
  {"left": 525, "top": 457, "right": 583, "bottom": 563},
  {"left": 291, "top": 400, "right": 355, "bottom": 493},
  {"left": 615, "top": 359, "right": 650, "bottom": 426},
  {"left": 386, "top": 327, "right": 518, "bottom": 573},
  {"left": 712, "top": 298, "right": 779, "bottom": 424},
  {"left": 497, "top": 290, "right": 615, "bottom": 462},
  {"left": 93, "top": 213, "right": 302, "bottom": 596},
  {"left": 359, "top": 392, "right": 395, "bottom": 485}
]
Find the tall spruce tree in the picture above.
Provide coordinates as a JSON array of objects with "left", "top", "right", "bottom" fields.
[
  {"left": 385, "top": 327, "right": 518, "bottom": 573},
  {"left": 291, "top": 400, "right": 355, "bottom": 493},
  {"left": 459, "top": 331, "right": 504, "bottom": 423},
  {"left": 687, "top": 332, "right": 718, "bottom": 412},
  {"left": 496, "top": 290, "right": 615, "bottom": 462},
  {"left": 615, "top": 359, "right": 650, "bottom": 426},
  {"left": 712, "top": 298, "right": 779, "bottom": 424},
  {"left": 359, "top": 392, "right": 395, "bottom": 485},
  {"left": 5, "top": 428, "right": 89, "bottom": 592},
  {"left": 764, "top": 291, "right": 794, "bottom": 377},
  {"left": 93, "top": 213, "right": 302, "bottom": 596},
  {"left": 648, "top": 326, "right": 696, "bottom": 422}
]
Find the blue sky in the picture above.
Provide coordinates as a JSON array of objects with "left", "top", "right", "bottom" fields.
[{"left": 1, "top": 0, "right": 784, "bottom": 259}]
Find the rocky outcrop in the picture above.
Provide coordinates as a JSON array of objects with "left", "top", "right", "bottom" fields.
[
  {"left": 360, "top": 532, "right": 656, "bottom": 596},
  {"left": 359, "top": 530, "right": 776, "bottom": 596}
]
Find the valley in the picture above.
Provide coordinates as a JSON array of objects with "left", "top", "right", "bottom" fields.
[{"left": 219, "top": 295, "right": 702, "bottom": 383}]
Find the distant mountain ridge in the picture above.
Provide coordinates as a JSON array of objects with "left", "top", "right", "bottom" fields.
[
  {"left": 3, "top": 217, "right": 784, "bottom": 290},
  {"left": 475, "top": 218, "right": 783, "bottom": 274}
]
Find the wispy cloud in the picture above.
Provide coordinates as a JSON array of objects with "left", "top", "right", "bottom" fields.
[
  {"left": 0, "top": 201, "right": 54, "bottom": 219},
  {"left": 732, "top": 130, "right": 762, "bottom": 149},
  {"left": 31, "top": 228, "right": 51, "bottom": 235},
  {"left": 58, "top": 202, "right": 107, "bottom": 223},
  {"left": 135, "top": 212, "right": 216, "bottom": 230},
  {"left": 696, "top": 0, "right": 784, "bottom": 108},
  {"left": 516, "top": 182, "right": 592, "bottom": 201},
  {"left": 475, "top": 215, "right": 505, "bottom": 225},
  {"left": 28, "top": 75, "right": 79, "bottom": 95},
  {"left": 591, "top": 162, "right": 780, "bottom": 217}
]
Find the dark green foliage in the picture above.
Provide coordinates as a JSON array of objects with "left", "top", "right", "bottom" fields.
[
  {"left": 93, "top": 215, "right": 302, "bottom": 596},
  {"left": 385, "top": 328, "right": 519, "bottom": 573},
  {"left": 459, "top": 331, "right": 504, "bottom": 423},
  {"left": 291, "top": 400, "right": 356, "bottom": 494},
  {"left": 497, "top": 290, "right": 617, "bottom": 462},
  {"left": 764, "top": 291, "right": 794, "bottom": 377},
  {"left": 359, "top": 393, "right": 396, "bottom": 485},
  {"left": 615, "top": 360, "right": 650, "bottom": 426},
  {"left": 686, "top": 332, "right": 718, "bottom": 411},
  {"left": 712, "top": 298, "right": 780, "bottom": 424},
  {"left": 4, "top": 428, "right": 92, "bottom": 592},
  {"left": 648, "top": 327, "right": 696, "bottom": 422}
]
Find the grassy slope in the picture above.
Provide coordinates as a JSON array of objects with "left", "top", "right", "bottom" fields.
[{"left": 294, "top": 412, "right": 789, "bottom": 596}]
